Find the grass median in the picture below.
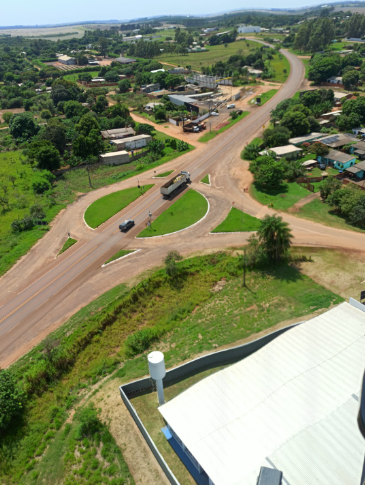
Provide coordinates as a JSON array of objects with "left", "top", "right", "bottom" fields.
[
  {"left": 137, "top": 189, "right": 208, "bottom": 237},
  {"left": 154, "top": 170, "right": 174, "bottom": 178},
  {"left": 212, "top": 207, "right": 261, "bottom": 233},
  {"left": 58, "top": 237, "right": 77, "bottom": 255},
  {"left": 85, "top": 185, "right": 153, "bottom": 229},
  {"left": 199, "top": 111, "right": 249, "bottom": 143},
  {"left": 104, "top": 249, "right": 135, "bottom": 265},
  {"left": 200, "top": 174, "right": 210, "bottom": 185}
]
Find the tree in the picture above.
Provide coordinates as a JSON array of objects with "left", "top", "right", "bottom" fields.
[
  {"left": 41, "top": 110, "right": 52, "bottom": 121},
  {"left": 318, "top": 175, "right": 342, "bottom": 200},
  {"left": 28, "top": 140, "right": 61, "bottom": 171},
  {"left": 154, "top": 107, "right": 166, "bottom": 121},
  {"left": 281, "top": 111, "right": 310, "bottom": 137},
  {"left": 350, "top": 196, "right": 365, "bottom": 228},
  {"left": 2, "top": 112, "right": 13, "bottom": 124},
  {"left": 309, "top": 141, "right": 329, "bottom": 157},
  {"left": 249, "top": 155, "right": 284, "bottom": 189},
  {"left": 30, "top": 204, "right": 46, "bottom": 220},
  {"left": 0, "top": 369, "right": 25, "bottom": 429},
  {"left": 242, "top": 141, "right": 261, "bottom": 160},
  {"left": 107, "top": 103, "right": 129, "bottom": 119},
  {"left": 257, "top": 214, "right": 293, "bottom": 263},
  {"left": 118, "top": 79, "right": 131, "bottom": 93},
  {"left": 164, "top": 250, "right": 183, "bottom": 278},
  {"left": 9, "top": 112, "right": 39, "bottom": 140},
  {"left": 75, "top": 113, "right": 99, "bottom": 137},
  {"left": 93, "top": 95, "right": 108, "bottom": 114},
  {"left": 281, "top": 159, "right": 305, "bottom": 182},
  {"left": 105, "top": 69, "right": 120, "bottom": 82},
  {"left": 39, "top": 118, "right": 67, "bottom": 153},
  {"left": 64, "top": 100, "right": 87, "bottom": 119},
  {"left": 137, "top": 123, "right": 154, "bottom": 135},
  {"left": 73, "top": 129, "right": 104, "bottom": 159},
  {"left": 342, "top": 70, "right": 360, "bottom": 90},
  {"left": 99, "top": 37, "right": 108, "bottom": 57},
  {"left": 263, "top": 126, "right": 290, "bottom": 148}
]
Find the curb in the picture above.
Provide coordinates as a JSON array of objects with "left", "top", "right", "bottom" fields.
[
  {"left": 83, "top": 201, "right": 96, "bottom": 231},
  {"left": 135, "top": 192, "right": 210, "bottom": 239},
  {"left": 101, "top": 249, "right": 140, "bottom": 268},
  {"left": 152, "top": 170, "right": 175, "bottom": 179}
]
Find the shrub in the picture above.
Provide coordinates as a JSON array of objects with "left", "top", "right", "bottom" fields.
[
  {"left": 125, "top": 328, "right": 159, "bottom": 357},
  {"left": 0, "top": 369, "right": 25, "bottom": 429},
  {"left": 31, "top": 177, "right": 51, "bottom": 194}
]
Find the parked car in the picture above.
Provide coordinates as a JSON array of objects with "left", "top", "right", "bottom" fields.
[
  {"left": 119, "top": 220, "right": 135, "bottom": 232},
  {"left": 318, "top": 164, "right": 326, "bottom": 170},
  {"left": 236, "top": 109, "right": 243, "bottom": 115},
  {"left": 211, "top": 112, "right": 219, "bottom": 116},
  {"left": 227, "top": 104, "right": 235, "bottom": 109}
]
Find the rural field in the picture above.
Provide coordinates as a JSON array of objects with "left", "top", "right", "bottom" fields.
[{"left": 0, "top": 24, "right": 86, "bottom": 39}]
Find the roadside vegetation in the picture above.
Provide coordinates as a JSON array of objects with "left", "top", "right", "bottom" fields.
[
  {"left": 104, "top": 249, "right": 135, "bottom": 265},
  {"left": 84, "top": 185, "right": 154, "bottom": 229},
  {"left": 253, "top": 89, "right": 278, "bottom": 105},
  {"left": 137, "top": 189, "right": 208, "bottom": 237},
  {"left": 58, "top": 237, "right": 77, "bottom": 255},
  {"left": 200, "top": 174, "right": 210, "bottom": 185},
  {"left": 154, "top": 170, "right": 174, "bottom": 178},
  {"left": 212, "top": 207, "right": 261, "bottom": 233}
]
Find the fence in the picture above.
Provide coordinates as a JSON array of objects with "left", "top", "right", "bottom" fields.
[{"left": 120, "top": 323, "right": 300, "bottom": 485}]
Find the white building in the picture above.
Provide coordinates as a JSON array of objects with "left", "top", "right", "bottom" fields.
[
  {"left": 238, "top": 25, "right": 261, "bottom": 34},
  {"left": 111, "top": 134, "right": 152, "bottom": 150},
  {"left": 58, "top": 55, "right": 76, "bottom": 65},
  {"left": 99, "top": 150, "right": 130, "bottom": 166},
  {"left": 159, "top": 300, "right": 365, "bottom": 485}
]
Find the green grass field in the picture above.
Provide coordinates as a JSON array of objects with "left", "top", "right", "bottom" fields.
[
  {"left": 297, "top": 198, "right": 365, "bottom": 233},
  {"left": 212, "top": 207, "right": 261, "bottom": 232},
  {"left": 255, "top": 89, "right": 278, "bottom": 105},
  {"left": 154, "top": 170, "right": 174, "bottom": 177},
  {"left": 250, "top": 181, "right": 311, "bottom": 210},
  {"left": 58, "top": 237, "right": 77, "bottom": 255},
  {"left": 271, "top": 54, "right": 290, "bottom": 83},
  {"left": 301, "top": 58, "right": 310, "bottom": 78},
  {"left": 63, "top": 70, "right": 99, "bottom": 82},
  {"left": 157, "top": 39, "right": 261, "bottom": 70},
  {"left": 200, "top": 174, "right": 210, "bottom": 184},
  {"left": 137, "top": 189, "right": 208, "bottom": 237},
  {"left": 84, "top": 185, "right": 153, "bottom": 229},
  {"left": 199, "top": 111, "right": 249, "bottom": 142},
  {"left": 104, "top": 249, "right": 135, "bottom": 265}
]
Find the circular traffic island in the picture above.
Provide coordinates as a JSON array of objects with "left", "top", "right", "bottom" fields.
[{"left": 137, "top": 189, "right": 209, "bottom": 238}]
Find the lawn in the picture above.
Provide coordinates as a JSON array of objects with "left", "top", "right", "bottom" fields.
[
  {"left": 200, "top": 174, "right": 210, "bottom": 185},
  {"left": 104, "top": 249, "right": 135, "bottom": 265},
  {"left": 58, "top": 237, "right": 77, "bottom": 255},
  {"left": 154, "top": 170, "right": 174, "bottom": 178},
  {"left": 250, "top": 181, "right": 311, "bottom": 210},
  {"left": 301, "top": 58, "right": 310, "bottom": 78},
  {"left": 297, "top": 198, "right": 365, "bottom": 233},
  {"left": 3, "top": 252, "right": 343, "bottom": 485},
  {"left": 212, "top": 207, "right": 261, "bottom": 233},
  {"left": 199, "top": 111, "right": 249, "bottom": 142},
  {"left": 255, "top": 89, "right": 278, "bottom": 105},
  {"left": 137, "top": 189, "right": 208, "bottom": 237},
  {"left": 270, "top": 53, "right": 290, "bottom": 83},
  {"left": 63, "top": 70, "right": 99, "bottom": 82},
  {"left": 84, "top": 185, "right": 154, "bottom": 229},
  {"left": 157, "top": 39, "right": 261, "bottom": 70}
]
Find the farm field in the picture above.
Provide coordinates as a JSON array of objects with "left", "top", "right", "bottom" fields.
[
  {"left": 0, "top": 24, "right": 86, "bottom": 39},
  {"left": 157, "top": 39, "right": 261, "bottom": 70}
]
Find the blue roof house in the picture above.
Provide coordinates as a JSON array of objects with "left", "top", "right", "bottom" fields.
[{"left": 317, "top": 149, "right": 357, "bottom": 170}]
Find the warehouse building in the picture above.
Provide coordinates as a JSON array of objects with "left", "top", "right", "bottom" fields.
[
  {"left": 110, "top": 134, "right": 152, "bottom": 150},
  {"left": 58, "top": 55, "right": 76, "bottom": 65},
  {"left": 100, "top": 127, "right": 136, "bottom": 140},
  {"left": 99, "top": 150, "right": 130, "bottom": 166},
  {"left": 159, "top": 300, "right": 365, "bottom": 485},
  {"left": 238, "top": 24, "right": 261, "bottom": 33}
]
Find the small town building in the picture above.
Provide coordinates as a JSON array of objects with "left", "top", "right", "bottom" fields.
[
  {"left": 320, "top": 110, "right": 342, "bottom": 121},
  {"left": 99, "top": 150, "right": 130, "bottom": 166},
  {"left": 100, "top": 127, "right": 136, "bottom": 140},
  {"left": 352, "top": 127, "right": 365, "bottom": 136},
  {"left": 319, "top": 133, "right": 354, "bottom": 150},
  {"left": 114, "top": 57, "right": 136, "bottom": 65},
  {"left": 141, "top": 83, "right": 160, "bottom": 93},
  {"left": 168, "top": 94, "right": 200, "bottom": 113},
  {"left": 344, "top": 160, "right": 365, "bottom": 178},
  {"left": 326, "top": 76, "right": 343, "bottom": 84},
  {"left": 150, "top": 69, "right": 165, "bottom": 74},
  {"left": 333, "top": 91, "right": 352, "bottom": 102},
  {"left": 317, "top": 149, "right": 357, "bottom": 170},
  {"left": 289, "top": 132, "right": 324, "bottom": 146},
  {"left": 110, "top": 134, "right": 152, "bottom": 150},
  {"left": 91, "top": 78, "right": 106, "bottom": 83},
  {"left": 58, "top": 55, "right": 76, "bottom": 65},
  {"left": 238, "top": 24, "right": 261, "bottom": 33},
  {"left": 243, "top": 66, "right": 262, "bottom": 77},
  {"left": 259, "top": 144, "right": 303, "bottom": 160}
]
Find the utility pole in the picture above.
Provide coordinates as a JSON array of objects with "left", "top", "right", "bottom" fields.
[
  {"left": 86, "top": 159, "right": 93, "bottom": 189},
  {"left": 243, "top": 248, "right": 246, "bottom": 288}
]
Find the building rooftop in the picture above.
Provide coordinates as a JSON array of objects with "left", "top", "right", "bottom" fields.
[
  {"left": 326, "top": 149, "right": 355, "bottom": 163},
  {"left": 260, "top": 144, "right": 303, "bottom": 157},
  {"left": 100, "top": 127, "right": 135, "bottom": 139},
  {"left": 168, "top": 94, "right": 197, "bottom": 104},
  {"left": 289, "top": 132, "right": 323, "bottom": 145},
  {"left": 320, "top": 133, "right": 353, "bottom": 147},
  {"left": 100, "top": 150, "right": 128, "bottom": 158},
  {"left": 58, "top": 55, "right": 75, "bottom": 61},
  {"left": 159, "top": 301, "right": 365, "bottom": 485},
  {"left": 333, "top": 91, "right": 350, "bottom": 100},
  {"left": 114, "top": 57, "right": 136, "bottom": 64}
]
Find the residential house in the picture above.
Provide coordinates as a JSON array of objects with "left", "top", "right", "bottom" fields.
[
  {"left": 100, "top": 127, "right": 136, "bottom": 140},
  {"left": 320, "top": 110, "right": 342, "bottom": 121},
  {"left": 289, "top": 132, "right": 324, "bottom": 146},
  {"left": 319, "top": 133, "right": 354, "bottom": 150},
  {"left": 99, "top": 150, "right": 130, "bottom": 166},
  {"left": 58, "top": 55, "right": 76, "bottom": 65},
  {"left": 259, "top": 144, "right": 303, "bottom": 160},
  {"left": 352, "top": 127, "right": 365, "bottom": 136},
  {"left": 326, "top": 76, "right": 343, "bottom": 84},
  {"left": 141, "top": 83, "right": 160, "bottom": 94},
  {"left": 344, "top": 160, "right": 365, "bottom": 179},
  {"left": 317, "top": 149, "right": 357, "bottom": 170}
]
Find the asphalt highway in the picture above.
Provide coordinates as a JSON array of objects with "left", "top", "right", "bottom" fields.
[{"left": 0, "top": 49, "right": 311, "bottom": 365}]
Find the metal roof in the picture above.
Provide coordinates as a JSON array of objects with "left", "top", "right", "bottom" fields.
[
  {"left": 159, "top": 302, "right": 365, "bottom": 485},
  {"left": 289, "top": 132, "right": 323, "bottom": 144},
  {"left": 326, "top": 149, "right": 355, "bottom": 163}
]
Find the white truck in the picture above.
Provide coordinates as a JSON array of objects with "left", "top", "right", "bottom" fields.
[{"left": 160, "top": 171, "right": 190, "bottom": 198}]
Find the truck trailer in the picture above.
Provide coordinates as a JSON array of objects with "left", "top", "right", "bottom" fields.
[{"left": 160, "top": 171, "right": 190, "bottom": 198}]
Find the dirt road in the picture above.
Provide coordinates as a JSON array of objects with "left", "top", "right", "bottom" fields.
[{"left": 2, "top": 49, "right": 364, "bottom": 369}]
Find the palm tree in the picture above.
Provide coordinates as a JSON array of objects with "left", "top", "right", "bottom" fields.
[{"left": 258, "top": 214, "right": 293, "bottom": 263}]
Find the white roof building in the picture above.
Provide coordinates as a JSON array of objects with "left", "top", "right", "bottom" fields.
[
  {"left": 259, "top": 144, "right": 303, "bottom": 158},
  {"left": 159, "top": 301, "right": 365, "bottom": 485}
]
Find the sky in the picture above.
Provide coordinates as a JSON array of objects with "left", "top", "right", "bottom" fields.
[{"left": 1, "top": 0, "right": 335, "bottom": 27}]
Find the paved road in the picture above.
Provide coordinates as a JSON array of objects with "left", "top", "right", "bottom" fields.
[{"left": 1, "top": 49, "right": 362, "bottom": 367}]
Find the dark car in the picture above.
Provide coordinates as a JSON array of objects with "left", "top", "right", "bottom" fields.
[{"left": 119, "top": 220, "right": 135, "bottom": 232}]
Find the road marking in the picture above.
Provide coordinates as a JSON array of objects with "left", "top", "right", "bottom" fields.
[{"left": 0, "top": 246, "right": 98, "bottom": 326}]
